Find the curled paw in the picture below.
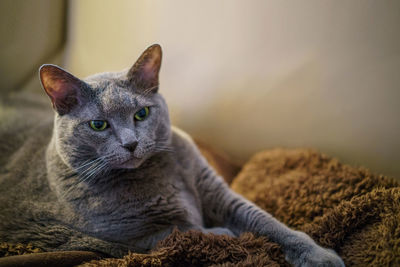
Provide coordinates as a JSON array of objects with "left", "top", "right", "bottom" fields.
[{"left": 286, "top": 246, "right": 345, "bottom": 267}]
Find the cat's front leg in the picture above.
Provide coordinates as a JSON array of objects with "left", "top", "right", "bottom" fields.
[
  {"left": 196, "top": 166, "right": 345, "bottom": 267},
  {"left": 278, "top": 230, "right": 344, "bottom": 267}
]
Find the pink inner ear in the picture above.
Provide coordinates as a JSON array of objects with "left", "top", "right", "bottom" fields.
[
  {"left": 128, "top": 45, "right": 162, "bottom": 89},
  {"left": 49, "top": 80, "right": 74, "bottom": 100},
  {"left": 142, "top": 58, "right": 159, "bottom": 80},
  {"left": 41, "top": 69, "right": 80, "bottom": 115},
  {"left": 43, "top": 75, "right": 68, "bottom": 98}
]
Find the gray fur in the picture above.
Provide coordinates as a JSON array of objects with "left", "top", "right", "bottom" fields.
[{"left": 0, "top": 45, "right": 344, "bottom": 266}]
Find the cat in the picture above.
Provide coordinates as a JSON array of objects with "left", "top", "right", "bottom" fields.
[{"left": 0, "top": 44, "right": 344, "bottom": 266}]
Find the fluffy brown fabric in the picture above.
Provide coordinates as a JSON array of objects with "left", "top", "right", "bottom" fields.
[
  {"left": 0, "top": 243, "right": 43, "bottom": 257},
  {"left": 232, "top": 148, "right": 400, "bottom": 266},
  {"left": 0, "top": 251, "right": 102, "bottom": 267},
  {"left": 80, "top": 231, "right": 288, "bottom": 267},
  {"left": 1, "top": 148, "right": 399, "bottom": 266}
]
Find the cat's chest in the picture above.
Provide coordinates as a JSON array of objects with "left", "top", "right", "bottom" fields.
[{"left": 75, "top": 171, "right": 203, "bottom": 242}]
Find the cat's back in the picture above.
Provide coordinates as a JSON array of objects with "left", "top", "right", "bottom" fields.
[
  {"left": 0, "top": 93, "right": 58, "bottom": 243},
  {"left": 0, "top": 93, "right": 54, "bottom": 195},
  {"left": 0, "top": 93, "right": 52, "bottom": 167}
]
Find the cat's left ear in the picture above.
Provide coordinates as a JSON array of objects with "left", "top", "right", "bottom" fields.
[
  {"left": 127, "top": 44, "right": 162, "bottom": 93},
  {"left": 39, "top": 64, "right": 87, "bottom": 115}
]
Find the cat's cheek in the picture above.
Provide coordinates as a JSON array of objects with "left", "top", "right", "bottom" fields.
[{"left": 86, "top": 130, "right": 113, "bottom": 148}]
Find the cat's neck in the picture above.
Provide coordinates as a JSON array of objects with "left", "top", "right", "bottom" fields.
[{"left": 46, "top": 134, "right": 174, "bottom": 203}]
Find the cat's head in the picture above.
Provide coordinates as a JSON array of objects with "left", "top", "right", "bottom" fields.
[{"left": 39, "top": 44, "right": 171, "bottom": 175}]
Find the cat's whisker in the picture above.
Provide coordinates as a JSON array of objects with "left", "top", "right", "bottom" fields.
[
  {"left": 133, "top": 85, "right": 159, "bottom": 104},
  {"left": 155, "top": 139, "right": 172, "bottom": 148},
  {"left": 79, "top": 160, "right": 103, "bottom": 178},
  {"left": 142, "top": 85, "right": 158, "bottom": 96},
  {"left": 59, "top": 157, "right": 112, "bottom": 198},
  {"left": 81, "top": 161, "right": 104, "bottom": 179},
  {"left": 156, "top": 137, "right": 170, "bottom": 142},
  {"left": 80, "top": 159, "right": 109, "bottom": 184},
  {"left": 75, "top": 158, "right": 103, "bottom": 172},
  {"left": 85, "top": 162, "right": 109, "bottom": 185},
  {"left": 58, "top": 158, "right": 103, "bottom": 178},
  {"left": 154, "top": 146, "right": 175, "bottom": 153}
]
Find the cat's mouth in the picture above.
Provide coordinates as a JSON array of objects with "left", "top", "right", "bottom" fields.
[{"left": 117, "top": 156, "right": 143, "bottom": 169}]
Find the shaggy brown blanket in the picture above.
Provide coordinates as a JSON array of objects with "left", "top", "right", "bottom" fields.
[{"left": 1, "top": 148, "right": 399, "bottom": 266}]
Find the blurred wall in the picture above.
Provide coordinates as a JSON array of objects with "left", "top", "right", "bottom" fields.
[
  {"left": 65, "top": 0, "right": 400, "bottom": 178},
  {"left": 0, "top": 0, "right": 66, "bottom": 94}
]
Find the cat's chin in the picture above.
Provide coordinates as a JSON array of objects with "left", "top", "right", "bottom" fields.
[{"left": 116, "top": 157, "right": 144, "bottom": 169}]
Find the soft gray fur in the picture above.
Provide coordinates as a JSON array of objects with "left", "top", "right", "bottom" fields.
[{"left": 0, "top": 45, "right": 344, "bottom": 266}]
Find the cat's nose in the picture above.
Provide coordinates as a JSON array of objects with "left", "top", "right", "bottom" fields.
[{"left": 122, "top": 141, "right": 138, "bottom": 153}]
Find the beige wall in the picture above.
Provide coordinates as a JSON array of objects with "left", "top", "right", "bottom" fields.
[
  {"left": 0, "top": 0, "right": 66, "bottom": 94},
  {"left": 65, "top": 0, "right": 400, "bottom": 178}
]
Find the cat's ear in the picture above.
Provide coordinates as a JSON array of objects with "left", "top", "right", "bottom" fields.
[
  {"left": 39, "top": 64, "right": 87, "bottom": 115},
  {"left": 127, "top": 44, "right": 162, "bottom": 93}
]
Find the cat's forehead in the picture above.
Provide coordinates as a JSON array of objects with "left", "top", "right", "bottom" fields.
[
  {"left": 98, "top": 85, "right": 138, "bottom": 114},
  {"left": 84, "top": 71, "right": 142, "bottom": 114}
]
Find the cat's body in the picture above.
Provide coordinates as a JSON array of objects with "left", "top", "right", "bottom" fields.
[
  {"left": 0, "top": 110, "right": 207, "bottom": 255},
  {"left": 0, "top": 45, "right": 345, "bottom": 266}
]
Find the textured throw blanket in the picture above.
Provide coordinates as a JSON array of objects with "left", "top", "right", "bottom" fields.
[{"left": 1, "top": 148, "right": 399, "bottom": 266}]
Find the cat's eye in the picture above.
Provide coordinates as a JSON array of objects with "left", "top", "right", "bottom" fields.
[
  {"left": 89, "top": 120, "right": 108, "bottom": 131},
  {"left": 134, "top": 107, "right": 150, "bottom": 121}
]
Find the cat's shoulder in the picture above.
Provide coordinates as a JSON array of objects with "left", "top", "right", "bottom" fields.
[
  {"left": 171, "top": 126, "right": 194, "bottom": 143},
  {"left": 170, "top": 126, "right": 207, "bottom": 174},
  {"left": 171, "top": 126, "right": 203, "bottom": 159}
]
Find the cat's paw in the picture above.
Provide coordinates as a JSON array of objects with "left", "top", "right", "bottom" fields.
[
  {"left": 202, "top": 227, "right": 237, "bottom": 237},
  {"left": 286, "top": 246, "right": 345, "bottom": 267}
]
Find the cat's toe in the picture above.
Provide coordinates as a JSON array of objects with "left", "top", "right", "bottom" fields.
[{"left": 286, "top": 247, "right": 345, "bottom": 267}]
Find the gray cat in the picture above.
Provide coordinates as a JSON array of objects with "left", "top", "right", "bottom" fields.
[{"left": 0, "top": 44, "right": 344, "bottom": 266}]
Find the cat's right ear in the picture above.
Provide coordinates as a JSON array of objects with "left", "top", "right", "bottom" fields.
[
  {"left": 39, "top": 64, "right": 86, "bottom": 115},
  {"left": 128, "top": 44, "right": 162, "bottom": 93}
]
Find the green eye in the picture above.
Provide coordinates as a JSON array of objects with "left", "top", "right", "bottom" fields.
[
  {"left": 134, "top": 107, "right": 149, "bottom": 121},
  {"left": 89, "top": 120, "right": 108, "bottom": 131}
]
